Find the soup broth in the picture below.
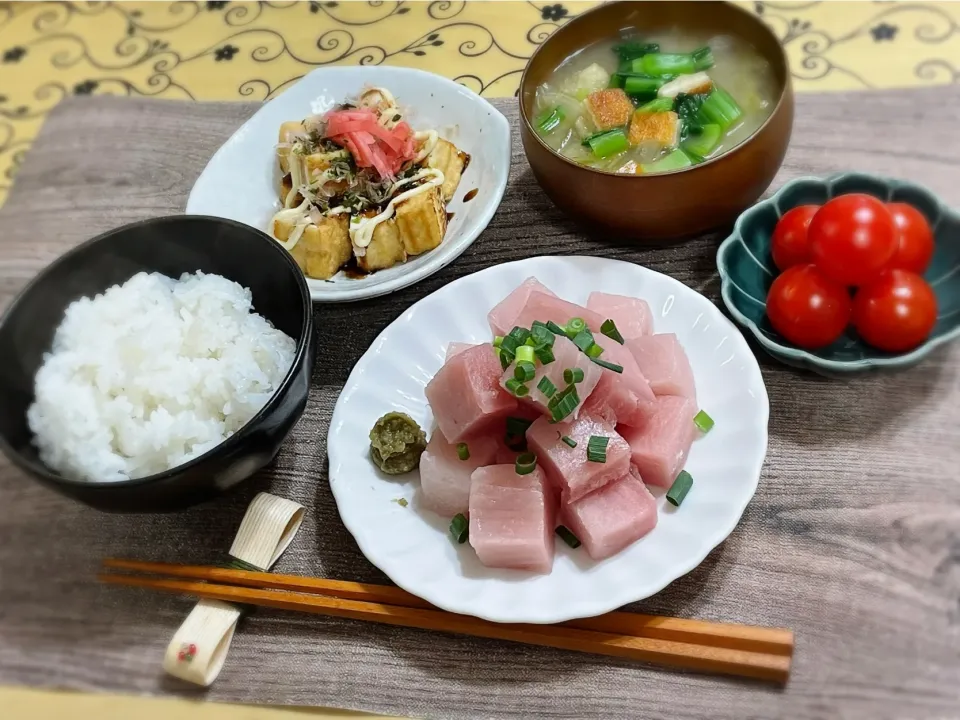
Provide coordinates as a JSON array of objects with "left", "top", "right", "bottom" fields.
[{"left": 532, "top": 29, "right": 779, "bottom": 174}]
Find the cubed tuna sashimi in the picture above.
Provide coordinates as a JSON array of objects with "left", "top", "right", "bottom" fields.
[
  {"left": 580, "top": 335, "right": 656, "bottom": 428},
  {"left": 511, "top": 291, "right": 606, "bottom": 337},
  {"left": 487, "top": 277, "right": 557, "bottom": 336},
  {"left": 562, "top": 466, "right": 658, "bottom": 561},
  {"left": 419, "top": 432, "right": 499, "bottom": 517},
  {"left": 425, "top": 343, "right": 518, "bottom": 442},
  {"left": 586, "top": 292, "right": 654, "bottom": 340},
  {"left": 620, "top": 395, "right": 696, "bottom": 488},
  {"left": 526, "top": 414, "right": 630, "bottom": 503},
  {"left": 445, "top": 342, "right": 475, "bottom": 362},
  {"left": 503, "top": 335, "right": 602, "bottom": 421},
  {"left": 627, "top": 333, "right": 697, "bottom": 400},
  {"left": 469, "top": 464, "right": 555, "bottom": 574}
]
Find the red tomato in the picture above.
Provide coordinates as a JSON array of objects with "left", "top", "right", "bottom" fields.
[
  {"left": 852, "top": 269, "right": 937, "bottom": 352},
  {"left": 885, "top": 202, "right": 935, "bottom": 274},
  {"left": 765, "top": 264, "right": 851, "bottom": 349},
  {"left": 771, "top": 205, "right": 820, "bottom": 271},
  {"left": 808, "top": 194, "right": 898, "bottom": 286}
]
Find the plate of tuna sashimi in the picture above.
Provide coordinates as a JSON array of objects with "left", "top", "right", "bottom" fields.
[{"left": 328, "top": 256, "right": 768, "bottom": 623}]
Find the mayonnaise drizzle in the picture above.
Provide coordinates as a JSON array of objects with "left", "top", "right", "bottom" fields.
[{"left": 350, "top": 168, "right": 445, "bottom": 256}]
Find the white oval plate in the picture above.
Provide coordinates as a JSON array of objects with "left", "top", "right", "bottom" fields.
[
  {"left": 186, "top": 66, "right": 511, "bottom": 302},
  {"left": 328, "top": 256, "right": 769, "bottom": 623}
]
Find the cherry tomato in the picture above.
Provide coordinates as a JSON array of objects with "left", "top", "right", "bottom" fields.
[
  {"left": 885, "top": 202, "right": 935, "bottom": 274},
  {"left": 771, "top": 204, "right": 820, "bottom": 271},
  {"left": 765, "top": 264, "right": 851, "bottom": 349},
  {"left": 808, "top": 194, "right": 898, "bottom": 286},
  {"left": 852, "top": 269, "right": 937, "bottom": 352}
]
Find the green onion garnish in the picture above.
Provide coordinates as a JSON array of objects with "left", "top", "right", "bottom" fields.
[
  {"left": 565, "top": 317, "right": 587, "bottom": 337},
  {"left": 531, "top": 325, "right": 555, "bottom": 348},
  {"left": 505, "top": 378, "right": 529, "bottom": 397},
  {"left": 456, "top": 442, "right": 470, "bottom": 461},
  {"left": 586, "top": 343, "right": 604, "bottom": 359},
  {"left": 535, "top": 106, "right": 565, "bottom": 134},
  {"left": 666, "top": 470, "right": 693, "bottom": 507},
  {"left": 537, "top": 376, "right": 557, "bottom": 398},
  {"left": 493, "top": 335, "right": 504, "bottom": 347},
  {"left": 515, "top": 452, "right": 537, "bottom": 475},
  {"left": 516, "top": 345, "right": 535, "bottom": 364},
  {"left": 587, "top": 435, "right": 609, "bottom": 463},
  {"left": 549, "top": 386, "right": 580, "bottom": 423},
  {"left": 572, "top": 330, "right": 595, "bottom": 353},
  {"left": 600, "top": 319, "right": 625, "bottom": 344},
  {"left": 545, "top": 321, "right": 566, "bottom": 336},
  {"left": 591, "top": 358, "right": 624, "bottom": 373},
  {"left": 506, "top": 416, "right": 534, "bottom": 437},
  {"left": 535, "top": 345, "right": 555, "bottom": 365},
  {"left": 563, "top": 367, "right": 585, "bottom": 384},
  {"left": 508, "top": 326, "right": 531, "bottom": 346},
  {"left": 499, "top": 351, "right": 512, "bottom": 370},
  {"left": 693, "top": 409, "right": 714, "bottom": 433},
  {"left": 514, "top": 361, "right": 536, "bottom": 382},
  {"left": 556, "top": 525, "right": 582, "bottom": 548},
  {"left": 449, "top": 513, "right": 469, "bottom": 544},
  {"left": 561, "top": 435, "right": 577, "bottom": 448}
]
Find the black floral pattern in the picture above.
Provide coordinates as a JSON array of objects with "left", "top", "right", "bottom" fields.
[
  {"left": 2, "top": 46, "right": 25, "bottom": 63},
  {"left": 214, "top": 44, "right": 239, "bottom": 62},
  {"left": 540, "top": 4, "right": 567, "bottom": 22},
  {"left": 206, "top": 1, "right": 229, "bottom": 10},
  {"left": 73, "top": 80, "right": 98, "bottom": 95},
  {"left": 870, "top": 22, "right": 898, "bottom": 42}
]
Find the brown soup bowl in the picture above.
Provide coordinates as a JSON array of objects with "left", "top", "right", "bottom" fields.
[{"left": 519, "top": 0, "right": 794, "bottom": 241}]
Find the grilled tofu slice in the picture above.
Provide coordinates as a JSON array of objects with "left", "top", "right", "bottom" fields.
[
  {"left": 425, "top": 138, "right": 468, "bottom": 202},
  {"left": 357, "top": 218, "right": 407, "bottom": 272},
  {"left": 627, "top": 110, "right": 680, "bottom": 148},
  {"left": 277, "top": 120, "right": 305, "bottom": 174},
  {"left": 287, "top": 215, "right": 352, "bottom": 281},
  {"left": 658, "top": 72, "right": 713, "bottom": 99},
  {"left": 584, "top": 89, "right": 634, "bottom": 132},
  {"left": 395, "top": 186, "right": 447, "bottom": 256}
]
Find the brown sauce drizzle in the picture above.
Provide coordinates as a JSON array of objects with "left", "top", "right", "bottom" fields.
[
  {"left": 463, "top": 188, "right": 478, "bottom": 202},
  {"left": 342, "top": 256, "right": 369, "bottom": 280}
]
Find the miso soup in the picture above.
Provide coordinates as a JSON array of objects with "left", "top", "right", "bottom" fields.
[{"left": 532, "top": 29, "right": 779, "bottom": 174}]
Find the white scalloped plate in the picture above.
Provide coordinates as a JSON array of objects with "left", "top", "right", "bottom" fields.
[{"left": 328, "top": 256, "right": 768, "bottom": 623}]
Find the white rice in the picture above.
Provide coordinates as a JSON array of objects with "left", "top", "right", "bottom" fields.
[{"left": 27, "top": 271, "right": 297, "bottom": 482}]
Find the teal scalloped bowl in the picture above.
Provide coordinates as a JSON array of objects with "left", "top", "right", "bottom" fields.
[{"left": 717, "top": 172, "right": 960, "bottom": 375}]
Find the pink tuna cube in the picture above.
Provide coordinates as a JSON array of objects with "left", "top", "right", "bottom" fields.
[
  {"left": 419, "top": 432, "right": 499, "bottom": 517},
  {"left": 627, "top": 333, "right": 697, "bottom": 401},
  {"left": 503, "top": 335, "right": 602, "bottom": 421},
  {"left": 425, "top": 343, "right": 518, "bottom": 442},
  {"left": 469, "top": 464, "right": 555, "bottom": 574},
  {"left": 445, "top": 342, "right": 475, "bottom": 362},
  {"left": 562, "top": 466, "right": 658, "bottom": 561},
  {"left": 587, "top": 292, "right": 654, "bottom": 340},
  {"left": 511, "top": 291, "right": 606, "bottom": 337},
  {"left": 620, "top": 395, "right": 697, "bottom": 488},
  {"left": 526, "top": 414, "right": 631, "bottom": 503},
  {"left": 580, "top": 335, "right": 656, "bottom": 428},
  {"left": 488, "top": 277, "right": 557, "bottom": 336}
]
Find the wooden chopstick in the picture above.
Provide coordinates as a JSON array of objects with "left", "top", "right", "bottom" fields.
[
  {"left": 103, "top": 558, "right": 793, "bottom": 656},
  {"left": 101, "top": 559, "right": 793, "bottom": 683}
]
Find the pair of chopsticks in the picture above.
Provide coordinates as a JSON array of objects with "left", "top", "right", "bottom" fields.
[{"left": 100, "top": 558, "right": 794, "bottom": 684}]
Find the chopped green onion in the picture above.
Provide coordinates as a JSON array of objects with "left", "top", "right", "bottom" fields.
[
  {"left": 693, "top": 409, "right": 715, "bottom": 433},
  {"left": 614, "top": 41, "right": 659, "bottom": 61},
  {"left": 547, "top": 384, "right": 569, "bottom": 410},
  {"left": 640, "top": 148, "right": 694, "bottom": 174},
  {"left": 563, "top": 367, "right": 585, "bottom": 384},
  {"left": 499, "top": 351, "right": 512, "bottom": 370},
  {"left": 500, "top": 335, "right": 519, "bottom": 355},
  {"left": 682, "top": 123, "right": 721, "bottom": 159},
  {"left": 508, "top": 326, "right": 531, "bottom": 346},
  {"left": 524, "top": 337, "right": 537, "bottom": 347},
  {"left": 456, "top": 442, "right": 470, "bottom": 461},
  {"left": 535, "top": 106, "right": 565, "bottom": 134},
  {"left": 587, "top": 435, "right": 609, "bottom": 463},
  {"left": 561, "top": 435, "right": 577, "bottom": 448},
  {"left": 535, "top": 345, "right": 555, "bottom": 365},
  {"left": 531, "top": 325, "right": 555, "bottom": 347},
  {"left": 565, "top": 317, "right": 587, "bottom": 336},
  {"left": 586, "top": 343, "right": 604, "bottom": 359},
  {"left": 637, "top": 97, "right": 675, "bottom": 114},
  {"left": 537, "top": 376, "right": 557, "bottom": 398},
  {"left": 549, "top": 387, "right": 580, "bottom": 423},
  {"left": 449, "top": 513, "right": 469, "bottom": 543},
  {"left": 506, "top": 416, "right": 534, "bottom": 437},
  {"left": 692, "top": 45, "right": 715, "bottom": 71},
  {"left": 545, "top": 320, "right": 566, "bottom": 335},
  {"left": 505, "top": 378, "right": 529, "bottom": 397},
  {"left": 600, "top": 319, "right": 625, "bottom": 344},
  {"left": 514, "top": 361, "right": 536, "bottom": 382},
  {"left": 623, "top": 75, "right": 665, "bottom": 95},
  {"left": 515, "top": 452, "right": 538, "bottom": 475},
  {"left": 585, "top": 129, "right": 628, "bottom": 159},
  {"left": 556, "top": 525, "right": 582, "bottom": 548},
  {"left": 698, "top": 86, "right": 743, "bottom": 131},
  {"left": 572, "top": 330, "right": 596, "bottom": 354},
  {"left": 516, "top": 345, "right": 535, "bottom": 364},
  {"left": 493, "top": 335, "right": 504, "bottom": 347},
  {"left": 666, "top": 470, "right": 693, "bottom": 506},
  {"left": 591, "top": 357, "right": 624, "bottom": 373}
]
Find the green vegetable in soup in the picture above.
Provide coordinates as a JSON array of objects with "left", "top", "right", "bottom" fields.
[
  {"left": 613, "top": 41, "right": 660, "bottom": 61},
  {"left": 369, "top": 412, "right": 427, "bottom": 475},
  {"left": 640, "top": 148, "right": 694, "bottom": 174},
  {"left": 699, "top": 86, "right": 743, "bottom": 130},
  {"left": 623, "top": 74, "right": 669, "bottom": 96},
  {"left": 638, "top": 97, "right": 674, "bottom": 114},
  {"left": 682, "top": 123, "right": 721, "bottom": 159},
  {"left": 583, "top": 129, "right": 629, "bottom": 158},
  {"left": 635, "top": 46, "right": 715, "bottom": 76},
  {"left": 536, "top": 106, "right": 565, "bottom": 134}
]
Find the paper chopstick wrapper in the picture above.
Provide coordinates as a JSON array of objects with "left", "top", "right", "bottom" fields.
[{"left": 162, "top": 492, "right": 304, "bottom": 686}]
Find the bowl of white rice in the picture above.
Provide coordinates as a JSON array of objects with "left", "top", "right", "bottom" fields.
[{"left": 0, "top": 215, "right": 315, "bottom": 512}]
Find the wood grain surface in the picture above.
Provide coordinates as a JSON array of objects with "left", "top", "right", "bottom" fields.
[{"left": 0, "top": 91, "right": 958, "bottom": 720}]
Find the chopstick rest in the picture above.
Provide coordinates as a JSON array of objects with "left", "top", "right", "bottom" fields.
[{"left": 162, "top": 492, "right": 304, "bottom": 686}]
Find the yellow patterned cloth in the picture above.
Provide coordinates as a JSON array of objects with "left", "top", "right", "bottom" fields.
[{"left": 2, "top": 1, "right": 960, "bottom": 207}]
